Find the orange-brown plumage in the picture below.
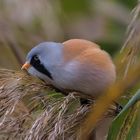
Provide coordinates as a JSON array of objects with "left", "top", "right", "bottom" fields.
[
  {"left": 63, "top": 39, "right": 115, "bottom": 72},
  {"left": 63, "top": 39, "right": 99, "bottom": 62}
]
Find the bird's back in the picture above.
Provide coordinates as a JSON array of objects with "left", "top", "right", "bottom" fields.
[
  {"left": 53, "top": 39, "right": 116, "bottom": 97},
  {"left": 63, "top": 39, "right": 100, "bottom": 62}
]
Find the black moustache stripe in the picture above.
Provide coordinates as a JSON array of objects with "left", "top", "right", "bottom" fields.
[
  {"left": 34, "top": 64, "right": 53, "bottom": 80},
  {"left": 30, "top": 58, "right": 53, "bottom": 80}
]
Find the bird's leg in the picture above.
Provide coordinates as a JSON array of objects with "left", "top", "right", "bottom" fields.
[
  {"left": 114, "top": 101, "right": 123, "bottom": 114},
  {"left": 80, "top": 98, "right": 93, "bottom": 105}
]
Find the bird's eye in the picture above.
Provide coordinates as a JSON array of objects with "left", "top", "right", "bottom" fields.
[
  {"left": 33, "top": 55, "right": 39, "bottom": 61},
  {"left": 30, "top": 55, "right": 40, "bottom": 66}
]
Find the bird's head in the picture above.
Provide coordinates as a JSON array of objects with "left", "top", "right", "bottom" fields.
[{"left": 22, "top": 42, "right": 63, "bottom": 84}]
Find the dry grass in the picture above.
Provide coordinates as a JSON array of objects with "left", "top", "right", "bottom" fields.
[
  {"left": 121, "top": 1, "right": 140, "bottom": 76},
  {"left": 0, "top": 69, "right": 118, "bottom": 140}
]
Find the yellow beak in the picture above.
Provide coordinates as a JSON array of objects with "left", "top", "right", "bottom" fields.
[{"left": 21, "top": 62, "right": 31, "bottom": 70}]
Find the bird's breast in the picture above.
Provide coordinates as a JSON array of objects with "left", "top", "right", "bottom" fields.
[{"left": 51, "top": 58, "right": 115, "bottom": 97}]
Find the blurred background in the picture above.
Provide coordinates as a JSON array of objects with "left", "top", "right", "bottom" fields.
[{"left": 0, "top": 0, "right": 137, "bottom": 70}]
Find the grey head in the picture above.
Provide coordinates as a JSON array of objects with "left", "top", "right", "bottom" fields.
[{"left": 25, "top": 42, "right": 64, "bottom": 84}]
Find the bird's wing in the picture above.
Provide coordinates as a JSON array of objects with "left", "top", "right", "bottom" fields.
[{"left": 62, "top": 39, "right": 100, "bottom": 62}]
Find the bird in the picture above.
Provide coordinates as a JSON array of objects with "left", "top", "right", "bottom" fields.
[{"left": 22, "top": 39, "right": 116, "bottom": 99}]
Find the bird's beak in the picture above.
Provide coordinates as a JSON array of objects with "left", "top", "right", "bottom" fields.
[{"left": 21, "top": 62, "right": 31, "bottom": 70}]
